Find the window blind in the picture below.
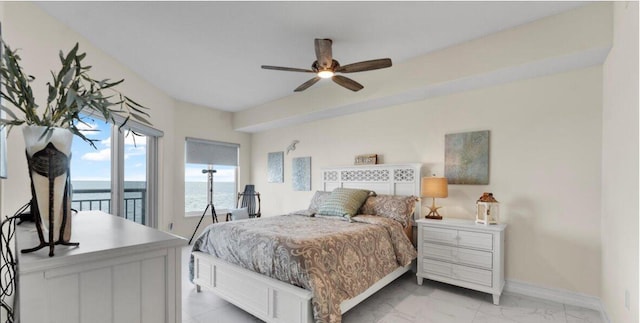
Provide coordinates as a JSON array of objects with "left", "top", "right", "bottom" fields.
[{"left": 185, "top": 137, "right": 239, "bottom": 166}]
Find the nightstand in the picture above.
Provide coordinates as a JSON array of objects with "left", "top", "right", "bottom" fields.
[{"left": 416, "top": 218, "right": 506, "bottom": 305}]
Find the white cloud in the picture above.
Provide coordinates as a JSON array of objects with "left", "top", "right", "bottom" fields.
[
  {"left": 185, "top": 167, "right": 207, "bottom": 182},
  {"left": 76, "top": 122, "right": 100, "bottom": 137},
  {"left": 81, "top": 148, "right": 111, "bottom": 161},
  {"left": 99, "top": 133, "right": 146, "bottom": 149},
  {"left": 125, "top": 133, "right": 146, "bottom": 147},
  {"left": 125, "top": 146, "right": 146, "bottom": 159}
]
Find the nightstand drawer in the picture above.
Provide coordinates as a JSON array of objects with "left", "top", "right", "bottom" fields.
[
  {"left": 422, "top": 226, "right": 458, "bottom": 245},
  {"left": 423, "top": 242, "right": 457, "bottom": 262},
  {"left": 424, "top": 243, "right": 493, "bottom": 269},
  {"left": 458, "top": 230, "right": 493, "bottom": 250},
  {"left": 423, "top": 258, "right": 492, "bottom": 287},
  {"left": 455, "top": 264, "right": 492, "bottom": 287},
  {"left": 423, "top": 258, "right": 454, "bottom": 277}
]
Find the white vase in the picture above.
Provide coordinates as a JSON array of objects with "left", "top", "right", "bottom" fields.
[{"left": 23, "top": 126, "right": 74, "bottom": 243}]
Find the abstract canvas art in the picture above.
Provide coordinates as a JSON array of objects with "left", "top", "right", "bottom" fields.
[
  {"left": 292, "top": 156, "right": 311, "bottom": 191},
  {"left": 267, "top": 151, "right": 284, "bottom": 183},
  {"left": 445, "top": 130, "right": 490, "bottom": 185}
]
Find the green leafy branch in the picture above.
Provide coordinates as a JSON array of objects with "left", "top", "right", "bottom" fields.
[{"left": 0, "top": 40, "right": 151, "bottom": 148}]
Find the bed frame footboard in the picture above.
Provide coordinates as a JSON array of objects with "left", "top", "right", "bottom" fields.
[
  {"left": 192, "top": 251, "right": 314, "bottom": 323},
  {"left": 192, "top": 251, "right": 411, "bottom": 323}
]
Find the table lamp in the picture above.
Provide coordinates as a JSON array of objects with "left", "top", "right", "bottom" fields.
[{"left": 421, "top": 176, "right": 448, "bottom": 220}]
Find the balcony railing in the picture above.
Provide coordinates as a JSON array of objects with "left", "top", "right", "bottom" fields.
[{"left": 72, "top": 188, "right": 146, "bottom": 224}]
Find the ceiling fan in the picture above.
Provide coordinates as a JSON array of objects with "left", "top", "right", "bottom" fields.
[{"left": 261, "top": 38, "right": 392, "bottom": 92}]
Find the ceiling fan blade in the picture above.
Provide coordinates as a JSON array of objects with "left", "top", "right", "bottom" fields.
[
  {"left": 294, "top": 76, "right": 321, "bottom": 92},
  {"left": 332, "top": 75, "right": 364, "bottom": 92},
  {"left": 314, "top": 38, "right": 333, "bottom": 69},
  {"left": 261, "top": 65, "right": 314, "bottom": 73},
  {"left": 335, "top": 58, "right": 392, "bottom": 73}
]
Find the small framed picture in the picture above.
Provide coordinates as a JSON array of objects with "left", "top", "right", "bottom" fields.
[{"left": 354, "top": 154, "right": 377, "bottom": 165}]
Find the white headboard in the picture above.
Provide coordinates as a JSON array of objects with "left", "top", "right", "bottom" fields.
[{"left": 322, "top": 163, "right": 422, "bottom": 218}]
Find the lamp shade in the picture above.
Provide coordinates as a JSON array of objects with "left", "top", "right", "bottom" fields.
[{"left": 421, "top": 177, "right": 448, "bottom": 198}]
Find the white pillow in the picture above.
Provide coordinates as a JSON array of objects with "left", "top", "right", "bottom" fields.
[{"left": 230, "top": 207, "right": 249, "bottom": 220}]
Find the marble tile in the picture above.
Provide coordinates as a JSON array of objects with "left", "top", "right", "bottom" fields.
[
  {"left": 192, "top": 304, "right": 263, "bottom": 323},
  {"left": 565, "top": 304, "right": 604, "bottom": 323},
  {"left": 477, "top": 293, "right": 567, "bottom": 323},
  {"left": 343, "top": 302, "right": 395, "bottom": 323},
  {"left": 472, "top": 311, "right": 519, "bottom": 323},
  {"left": 426, "top": 286, "right": 484, "bottom": 311},
  {"left": 411, "top": 296, "right": 478, "bottom": 323}
]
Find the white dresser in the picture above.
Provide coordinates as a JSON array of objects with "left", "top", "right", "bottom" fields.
[
  {"left": 16, "top": 211, "right": 185, "bottom": 323},
  {"left": 416, "top": 218, "right": 506, "bottom": 305}
]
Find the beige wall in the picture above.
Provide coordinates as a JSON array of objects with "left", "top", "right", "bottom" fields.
[
  {"left": 252, "top": 66, "right": 603, "bottom": 296},
  {"left": 601, "top": 2, "right": 639, "bottom": 323}
]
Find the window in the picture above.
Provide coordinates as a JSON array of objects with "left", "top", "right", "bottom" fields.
[
  {"left": 70, "top": 118, "right": 113, "bottom": 214},
  {"left": 185, "top": 138, "right": 239, "bottom": 217},
  {"left": 70, "top": 115, "right": 162, "bottom": 227}
]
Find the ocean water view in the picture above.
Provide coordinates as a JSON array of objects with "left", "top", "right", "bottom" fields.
[
  {"left": 185, "top": 181, "right": 236, "bottom": 212},
  {"left": 70, "top": 181, "right": 237, "bottom": 218},
  {"left": 71, "top": 180, "right": 148, "bottom": 223}
]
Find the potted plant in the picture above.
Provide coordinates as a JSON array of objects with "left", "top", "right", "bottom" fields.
[{"left": 0, "top": 39, "right": 151, "bottom": 256}]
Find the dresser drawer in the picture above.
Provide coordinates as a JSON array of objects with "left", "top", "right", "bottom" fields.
[
  {"left": 423, "top": 258, "right": 492, "bottom": 287},
  {"left": 423, "top": 226, "right": 458, "bottom": 245},
  {"left": 424, "top": 242, "right": 493, "bottom": 269},
  {"left": 458, "top": 230, "right": 493, "bottom": 250}
]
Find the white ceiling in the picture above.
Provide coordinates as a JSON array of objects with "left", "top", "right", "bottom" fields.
[{"left": 36, "top": 1, "right": 586, "bottom": 112}]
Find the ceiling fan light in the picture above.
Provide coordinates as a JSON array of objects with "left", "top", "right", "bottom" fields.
[{"left": 317, "top": 70, "right": 334, "bottom": 79}]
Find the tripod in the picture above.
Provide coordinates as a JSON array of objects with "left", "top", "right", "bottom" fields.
[{"left": 188, "top": 168, "right": 218, "bottom": 245}]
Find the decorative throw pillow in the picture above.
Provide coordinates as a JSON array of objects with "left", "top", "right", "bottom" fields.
[
  {"left": 230, "top": 207, "right": 249, "bottom": 220},
  {"left": 308, "top": 190, "right": 331, "bottom": 214},
  {"left": 287, "top": 191, "right": 330, "bottom": 217},
  {"left": 317, "top": 188, "right": 373, "bottom": 220},
  {"left": 359, "top": 195, "right": 419, "bottom": 227}
]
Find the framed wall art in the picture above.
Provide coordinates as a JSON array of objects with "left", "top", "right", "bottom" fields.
[
  {"left": 354, "top": 154, "right": 377, "bottom": 165},
  {"left": 267, "top": 151, "right": 284, "bottom": 183},
  {"left": 292, "top": 156, "right": 311, "bottom": 191},
  {"left": 445, "top": 130, "right": 489, "bottom": 185}
]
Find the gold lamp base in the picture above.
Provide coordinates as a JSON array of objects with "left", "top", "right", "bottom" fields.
[{"left": 425, "top": 197, "right": 443, "bottom": 220}]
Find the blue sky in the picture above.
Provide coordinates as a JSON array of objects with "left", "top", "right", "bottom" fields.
[
  {"left": 184, "top": 164, "right": 235, "bottom": 183},
  {"left": 70, "top": 118, "right": 146, "bottom": 182}
]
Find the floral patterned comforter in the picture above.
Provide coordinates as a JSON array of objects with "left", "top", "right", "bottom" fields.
[{"left": 190, "top": 214, "right": 416, "bottom": 323}]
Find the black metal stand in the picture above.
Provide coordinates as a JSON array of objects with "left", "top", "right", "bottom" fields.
[
  {"left": 188, "top": 168, "right": 218, "bottom": 245},
  {"left": 21, "top": 144, "right": 79, "bottom": 257}
]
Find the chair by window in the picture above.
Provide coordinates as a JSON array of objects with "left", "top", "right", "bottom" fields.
[{"left": 238, "top": 185, "right": 261, "bottom": 218}]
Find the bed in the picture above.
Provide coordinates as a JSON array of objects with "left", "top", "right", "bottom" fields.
[{"left": 191, "top": 163, "right": 422, "bottom": 323}]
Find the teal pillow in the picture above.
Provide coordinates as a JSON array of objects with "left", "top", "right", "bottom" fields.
[{"left": 317, "top": 188, "right": 373, "bottom": 220}]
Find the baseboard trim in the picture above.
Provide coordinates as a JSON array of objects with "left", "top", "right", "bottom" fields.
[{"left": 504, "top": 279, "right": 610, "bottom": 323}]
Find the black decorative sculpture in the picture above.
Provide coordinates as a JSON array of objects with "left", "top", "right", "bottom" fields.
[{"left": 21, "top": 143, "right": 79, "bottom": 257}]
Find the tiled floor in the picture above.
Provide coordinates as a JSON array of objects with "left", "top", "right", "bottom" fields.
[{"left": 180, "top": 247, "right": 602, "bottom": 323}]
